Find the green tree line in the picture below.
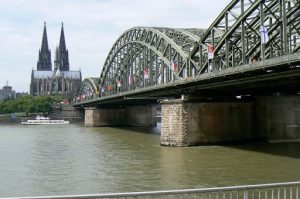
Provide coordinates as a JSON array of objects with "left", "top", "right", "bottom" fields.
[{"left": 0, "top": 95, "right": 64, "bottom": 115}]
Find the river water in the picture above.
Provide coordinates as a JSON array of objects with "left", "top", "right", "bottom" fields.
[{"left": 0, "top": 124, "right": 300, "bottom": 197}]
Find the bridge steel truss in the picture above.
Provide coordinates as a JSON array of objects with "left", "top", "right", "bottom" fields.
[
  {"left": 190, "top": 0, "right": 300, "bottom": 74},
  {"left": 98, "top": 27, "right": 206, "bottom": 97},
  {"left": 77, "top": 77, "right": 99, "bottom": 101},
  {"left": 97, "top": 0, "right": 299, "bottom": 98}
]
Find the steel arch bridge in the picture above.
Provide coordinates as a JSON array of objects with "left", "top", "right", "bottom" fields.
[
  {"left": 75, "top": 77, "right": 99, "bottom": 102},
  {"left": 76, "top": 0, "right": 300, "bottom": 106}
]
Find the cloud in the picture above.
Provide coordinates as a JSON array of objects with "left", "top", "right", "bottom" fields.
[{"left": 0, "top": 0, "right": 231, "bottom": 92}]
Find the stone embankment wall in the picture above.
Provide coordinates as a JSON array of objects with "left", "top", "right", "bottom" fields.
[
  {"left": 0, "top": 117, "right": 22, "bottom": 124},
  {"left": 49, "top": 104, "right": 84, "bottom": 123},
  {"left": 0, "top": 104, "right": 84, "bottom": 124}
]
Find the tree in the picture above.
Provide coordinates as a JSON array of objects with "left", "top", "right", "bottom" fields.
[{"left": 0, "top": 95, "right": 55, "bottom": 115}]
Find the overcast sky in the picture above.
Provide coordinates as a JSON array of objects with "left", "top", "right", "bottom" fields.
[{"left": 0, "top": 0, "right": 231, "bottom": 92}]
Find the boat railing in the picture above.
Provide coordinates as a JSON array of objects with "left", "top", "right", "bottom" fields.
[{"left": 6, "top": 181, "right": 300, "bottom": 199}]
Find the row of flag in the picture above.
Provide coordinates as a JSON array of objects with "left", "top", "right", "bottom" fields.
[
  {"left": 207, "top": 26, "right": 269, "bottom": 60},
  {"left": 99, "top": 60, "right": 178, "bottom": 91},
  {"left": 75, "top": 92, "right": 93, "bottom": 101}
]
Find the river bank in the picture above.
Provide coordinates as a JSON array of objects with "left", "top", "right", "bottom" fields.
[{"left": 0, "top": 104, "right": 84, "bottom": 124}]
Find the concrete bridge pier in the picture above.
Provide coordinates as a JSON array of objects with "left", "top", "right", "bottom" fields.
[
  {"left": 160, "top": 98, "right": 256, "bottom": 146},
  {"left": 126, "top": 106, "right": 157, "bottom": 127},
  {"left": 84, "top": 106, "right": 156, "bottom": 127},
  {"left": 160, "top": 95, "right": 300, "bottom": 146},
  {"left": 256, "top": 96, "right": 300, "bottom": 142},
  {"left": 84, "top": 107, "right": 126, "bottom": 127}
]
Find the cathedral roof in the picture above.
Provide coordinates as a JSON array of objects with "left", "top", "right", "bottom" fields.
[
  {"left": 32, "top": 70, "right": 81, "bottom": 79},
  {"left": 55, "top": 68, "right": 61, "bottom": 77}
]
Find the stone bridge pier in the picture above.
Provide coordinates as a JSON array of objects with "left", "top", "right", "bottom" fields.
[
  {"left": 83, "top": 95, "right": 300, "bottom": 146},
  {"left": 161, "top": 95, "right": 300, "bottom": 146},
  {"left": 84, "top": 105, "right": 156, "bottom": 127},
  {"left": 160, "top": 98, "right": 256, "bottom": 146}
]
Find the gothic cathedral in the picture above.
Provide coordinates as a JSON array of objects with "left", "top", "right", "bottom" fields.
[{"left": 30, "top": 22, "right": 82, "bottom": 99}]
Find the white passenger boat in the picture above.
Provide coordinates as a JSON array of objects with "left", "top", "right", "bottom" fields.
[{"left": 21, "top": 115, "right": 69, "bottom": 125}]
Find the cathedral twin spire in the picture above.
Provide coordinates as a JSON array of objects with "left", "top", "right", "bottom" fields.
[
  {"left": 37, "top": 22, "right": 69, "bottom": 72},
  {"left": 37, "top": 22, "right": 52, "bottom": 71}
]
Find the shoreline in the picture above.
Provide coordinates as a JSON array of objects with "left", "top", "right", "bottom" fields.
[{"left": 0, "top": 116, "right": 84, "bottom": 124}]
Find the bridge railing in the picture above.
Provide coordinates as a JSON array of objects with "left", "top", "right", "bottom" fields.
[{"left": 9, "top": 181, "right": 300, "bottom": 199}]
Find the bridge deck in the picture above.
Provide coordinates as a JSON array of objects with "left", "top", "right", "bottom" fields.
[{"left": 74, "top": 52, "right": 300, "bottom": 107}]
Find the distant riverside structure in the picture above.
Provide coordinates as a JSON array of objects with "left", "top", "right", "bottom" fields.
[
  {"left": 0, "top": 82, "right": 16, "bottom": 101},
  {"left": 30, "top": 22, "right": 82, "bottom": 99}
]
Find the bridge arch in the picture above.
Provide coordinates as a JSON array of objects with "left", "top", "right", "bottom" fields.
[
  {"left": 76, "top": 77, "right": 99, "bottom": 102},
  {"left": 99, "top": 27, "right": 205, "bottom": 96}
]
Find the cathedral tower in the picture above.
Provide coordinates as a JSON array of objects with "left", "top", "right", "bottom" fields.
[
  {"left": 54, "top": 23, "right": 70, "bottom": 71},
  {"left": 30, "top": 22, "right": 81, "bottom": 98},
  {"left": 37, "top": 22, "right": 52, "bottom": 71}
]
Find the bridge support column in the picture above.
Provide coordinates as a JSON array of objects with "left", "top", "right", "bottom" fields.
[
  {"left": 84, "top": 106, "right": 156, "bottom": 127},
  {"left": 256, "top": 96, "right": 300, "bottom": 142},
  {"left": 161, "top": 99, "right": 256, "bottom": 146},
  {"left": 84, "top": 107, "right": 126, "bottom": 127},
  {"left": 126, "top": 106, "right": 156, "bottom": 127}
]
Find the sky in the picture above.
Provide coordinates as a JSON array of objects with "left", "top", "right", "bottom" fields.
[{"left": 0, "top": 0, "right": 231, "bottom": 93}]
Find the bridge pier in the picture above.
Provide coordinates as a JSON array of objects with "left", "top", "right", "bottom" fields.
[
  {"left": 84, "top": 106, "right": 156, "bottom": 127},
  {"left": 161, "top": 95, "right": 300, "bottom": 146},
  {"left": 84, "top": 107, "right": 126, "bottom": 127},
  {"left": 256, "top": 96, "right": 300, "bottom": 142},
  {"left": 126, "top": 106, "right": 156, "bottom": 127},
  {"left": 160, "top": 99, "right": 256, "bottom": 146}
]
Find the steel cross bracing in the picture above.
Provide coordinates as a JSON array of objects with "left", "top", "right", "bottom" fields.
[
  {"left": 190, "top": 0, "right": 300, "bottom": 73},
  {"left": 94, "top": 0, "right": 299, "bottom": 99}
]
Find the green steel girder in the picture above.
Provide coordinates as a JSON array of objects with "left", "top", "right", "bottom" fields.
[
  {"left": 191, "top": 0, "right": 300, "bottom": 73},
  {"left": 99, "top": 27, "right": 205, "bottom": 97}
]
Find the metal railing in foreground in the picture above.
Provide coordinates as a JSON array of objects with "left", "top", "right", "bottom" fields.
[{"left": 7, "top": 181, "right": 300, "bottom": 199}]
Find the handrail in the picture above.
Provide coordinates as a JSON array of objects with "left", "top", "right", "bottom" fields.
[{"left": 6, "top": 181, "right": 300, "bottom": 199}]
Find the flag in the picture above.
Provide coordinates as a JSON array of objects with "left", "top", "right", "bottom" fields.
[
  {"left": 108, "top": 84, "right": 113, "bottom": 91},
  {"left": 260, "top": 26, "right": 269, "bottom": 44},
  {"left": 99, "top": 85, "right": 105, "bottom": 92},
  {"left": 128, "top": 75, "right": 132, "bottom": 85},
  {"left": 144, "top": 68, "right": 149, "bottom": 79},
  {"left": 207, "top": 44, "right": 214, "bottom": 59},
  {"left": 117, "top": 80, "right": 122, "bottom": 87},
  {"left": 171, "top": 60, "right": 177, "bottom": 71}
]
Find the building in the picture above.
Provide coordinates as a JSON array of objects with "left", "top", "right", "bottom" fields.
[
  {"left": 16, "top": 92, "right": 29, "bottom": 98},
  {"left": 30, "top": 22, "right": 82, "bottom": 99},
  {"left": 0, "top": 83, "right": 16, "bottom": 101}
]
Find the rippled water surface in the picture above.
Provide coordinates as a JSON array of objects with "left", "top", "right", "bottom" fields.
[{"left": 0, "top": 124, "right": 300, "bottom": 197}]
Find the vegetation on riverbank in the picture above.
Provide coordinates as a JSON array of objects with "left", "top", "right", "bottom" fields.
[{"left": 0, "top": 95, "right": 64, "bottom": 115}]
